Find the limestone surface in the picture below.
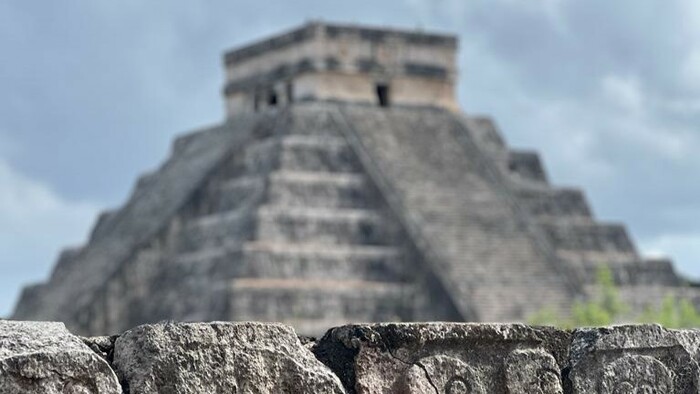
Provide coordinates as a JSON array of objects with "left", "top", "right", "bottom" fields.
[
  {"left": 0, "top": 320, "right": 120, "bottom": 394},
  {"left": 568, "top": 324, "right": 700, "bottom": 393},
  {"left": 112, "top": 321, "right": 345, "bottom": 394},
  {"left": 313, "top": 323, "right": 570, "bottom": 394},
  {"left": 4, "top": 320, "right": 700, "bottom": 393}
]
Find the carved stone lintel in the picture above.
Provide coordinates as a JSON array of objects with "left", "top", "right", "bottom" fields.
[
  {"left": 313, "top": 323, "right": 569, "bottom": 393},
  {"left": 400, "top": 355, "right": 486, "bottom": 394},
  {"left": 505, "top": 349, "right": 563, "bottom": 394},
  {"left": 568, "top": 325, "right": 700, "bottom": 393}
]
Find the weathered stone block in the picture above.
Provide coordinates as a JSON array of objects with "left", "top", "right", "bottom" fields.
[
  {"left": 313, "top": 323, "right": 569, "bottom": 393},
  {"left": 568, "top": 324, "right": 700, "bottom": 393},
  {"left": 112, "top": 322, "right": 345, "bottom": 393},
  {"left": 0, "top": 321, "right": 120, "bottom": 394}
]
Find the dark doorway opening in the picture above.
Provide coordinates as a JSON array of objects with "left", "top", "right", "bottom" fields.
[
  {"left": 376, "top": 84, "right": 390, "bottom": 107},
  {"left": 268, "top": 90, "right": 278, "bottom": 106}
]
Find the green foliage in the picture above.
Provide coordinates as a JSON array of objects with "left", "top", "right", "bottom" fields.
[
  {"left": 528, "top": 265, "right": 700, "bottom": 328},
  {"left": 638, "top": 295, "right": 700, "bottom": 328}
]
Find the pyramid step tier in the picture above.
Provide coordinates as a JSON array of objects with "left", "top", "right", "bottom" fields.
[
  {"left": 278, "top": 135, "right": 360, "bottom": 173},
  {"left": 244, "top": 135, "right": 361, "bottom": 174},
  {"left": 239, "top": 242, "right": 406, "bottom": 282},
  {"left": 540, "top": 221, "right": 637, "bottom": 254},
  {"left": 515, "top": 187, "right": 592, "bottom": 220},
  {"left": 227, "top": 279, "right": 413, "bottom": 322},
  {"left": 198, "top": 176, "right": 266, "bottom": 215},
  {"left": 178, "top": 209, "right": 254, "bottom": 253},
  {"left": 255, "top": 206, "right": 392, "bottom": 245},
  {"left": 469, "top": 284, "right": 572, "bottom": 321},
  {"left": 171, "top": 242, "right": 408, "bottom": 283},
  {"left": 507, "top": 150, "right": 548, "bottom": 184},
  {"left": 267, "top": 171, "right": 372, "bottom": 209}
]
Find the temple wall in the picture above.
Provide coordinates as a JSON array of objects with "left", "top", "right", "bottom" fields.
[
  {"left": 223, "top": 23, "right": 458, "bottom": 117},
  {"left": 3, "top": 320, "right": 698, "bottom": 393}
]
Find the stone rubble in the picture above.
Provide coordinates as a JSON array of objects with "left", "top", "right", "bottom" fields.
[
  {"left": 112, "top": 322, "right": 344, "bottom": 394},
  {"left": 0, "top": 321, "right": 121, "bottom": 394},
  {"left": 3, "top": 320, "right": 700, "bottom": 393}
]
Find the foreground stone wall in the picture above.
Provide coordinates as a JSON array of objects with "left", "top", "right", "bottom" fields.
[{"left": 2, "top": 320, "right": 700, "bottom": 393}]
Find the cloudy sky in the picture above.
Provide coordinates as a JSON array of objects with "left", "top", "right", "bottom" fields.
[{"left": 1, "top": 0, "right": 699, "bottom": 316}]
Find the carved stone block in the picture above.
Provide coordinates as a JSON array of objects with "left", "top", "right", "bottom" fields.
[
  {"left": 0, "top": 321, "right": 121, "bottom": 394},
  {"left": 313, "top": 323, "right": 569, "bottom": 393},
  {"left": 568, "top": 325, "right": 700, "bottom": 393},
  {"left": 112, "top": 322, "right": 345, "bottom": 393}
]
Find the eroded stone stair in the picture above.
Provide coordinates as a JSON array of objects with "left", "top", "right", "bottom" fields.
[{"left": 211, "top": 112, "right": 422, "bottom": 335}]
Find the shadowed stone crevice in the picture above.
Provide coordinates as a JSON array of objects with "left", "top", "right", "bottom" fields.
[
  {"left": 561, "top": 365, "right": 574, "bottom": 394},
  {"left": 81, "top": 335, "right": 118, "bottom": 365},
  {"left": 313, "top": 326, "right": 363, "bottom": 392}
]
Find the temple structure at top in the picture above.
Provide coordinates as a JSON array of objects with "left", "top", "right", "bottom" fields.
[{"left": 222, "top": 22, "right": 459, "bottom": 116}]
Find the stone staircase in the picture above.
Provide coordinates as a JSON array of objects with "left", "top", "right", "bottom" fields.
[
  {"left": 61, "top": 109, "right": 425, "bottom": 336},
  {"left": 219, "top": 114, "right": 417, "bottom": 336},
  {"left": 333, "top": 104, "right": 579, "bottom": 322}
]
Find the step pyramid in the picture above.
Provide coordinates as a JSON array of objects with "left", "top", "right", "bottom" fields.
[
  {"left": 14, "top": 102, "right": 697, "bottom": 336},
  {"left": 13, "top": 22, "right": 698, "bottom": 336}
]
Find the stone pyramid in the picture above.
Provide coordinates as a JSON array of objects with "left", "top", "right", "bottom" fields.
[{"left": 13, "top": 22, "right": 698, "bottom": 336}]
